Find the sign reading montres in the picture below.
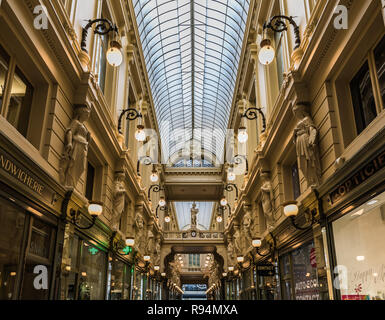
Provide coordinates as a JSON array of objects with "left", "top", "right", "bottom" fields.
[{"left": 328, "top": 150, "right": 385, "bottom": 204}]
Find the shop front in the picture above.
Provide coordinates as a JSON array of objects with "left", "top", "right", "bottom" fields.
[{"left": 321, "top": 132, "right": 385, "bottom": 300}]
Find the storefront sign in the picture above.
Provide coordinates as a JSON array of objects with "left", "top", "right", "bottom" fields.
[
  {"left": 0, "top": 147, "right": 55, "bottom": 205},
  {"left": 329, "top": 150, "right": 385, "bottom": 204},
  {"left": 257, "top": 265, "right": 275, "bottom": 277},
  {"left": 295, "top": 278, "right": 320, "bottom": 300}
]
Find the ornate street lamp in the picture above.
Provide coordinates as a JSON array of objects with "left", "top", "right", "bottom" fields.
[
  {"left": 117, "top": 107, "right": 143, "bottom": 135},
  {"left": 259, "top": 15, "right": 301, "bottom": 66},
  {"left": 81, "top": 19, "right": 123, "bottom": 67},
  {"left": 252, "top": 233, "right": 276, "bottom": 258},
  {"left": 240, "top": 108, "right": 267, "bottom": 135},
  {"left": 224, "top": 183, "right": 239, "bottom": 201},
  {"left": 283, "top": 201, "right": 318, "bottom": 230},
  {"left": 69, "top": 201, "right": 103, "bottom": 230}
]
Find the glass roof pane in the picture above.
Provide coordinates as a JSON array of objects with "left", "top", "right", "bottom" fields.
[{"left": 134, "top": 0, "right": 250, "bottom": 164}]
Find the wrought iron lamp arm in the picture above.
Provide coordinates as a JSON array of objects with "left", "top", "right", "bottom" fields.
[
  {"left": 255, "top": 233, "right": 276, "bottom": 258},
  {"left": 241, "top": 107, "right": 267, "bottom": 133},
  {"left": 290, "top": 208, "right": 318, "bottom": 231},
  {"left": 137, "top": 156, "right": 153, "bottom": 176},
  {"left": 117, "top": 108, "right": 142, "bottom": 134},
  {"left": 264, "top": 15, "right": 301, "bottom": 50},
  {"left": 224, "top": 183, "right": 239, "bottom": 200},
  {"left": 69, "top": 209, "right": 97, "bottom": 230},
  {"left": 81, "top": 18, "right": 118, "bottom": 53},
  {"left": 148, "top": 184, "right": 164, "bottom": 199}
]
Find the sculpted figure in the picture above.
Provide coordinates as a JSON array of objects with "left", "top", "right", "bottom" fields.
[
  {"left": 227, "top": 238, "right": 236, "bottom": 266},
  {"left": 154, "top": 236, "right": 161, "bottom": 266},
  {"left": 233, "top": 225, "right": 242, "bottom": 256},
  {"left": 134, "top": 212, "right": 146, "bottom": 254},
  {"left": 60, "top": 105, "right": 91, "bottom": 188},
  {"left": 261, "top": 172, "right": 275, "bottom": 230},
  {"left": 293, "top": 103, "right": 321, "bottom": 188},
  {"left": 146, "top": 229, "right": 155, "bottom": 257},
  {"left": 241, "top": 210, "right": 253, "bottom": 252},
  {"left": 112, "top": 171, "right": 126, "bottom": 231},
  {"left": 190, "top": 202, "right": 198, "bottom": 229}
]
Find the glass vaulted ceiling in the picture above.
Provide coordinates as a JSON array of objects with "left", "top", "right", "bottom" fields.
[{"left": 133, "top": 0, "right": 250, "bottom": 164}]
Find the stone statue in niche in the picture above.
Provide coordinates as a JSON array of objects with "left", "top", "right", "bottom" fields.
[
  {"left": 134, "top": 212, "right": 146, "bottom": 254},
  {"left": 233, "top": 225, "right": 242, "bottom": 256},
  {"left": 241, "top": 210, "right": 253, "bottom": 253},
  {"left": 146, "top": 229, "right": 155, "bottom": 256},
  {"left": 154, "top": 235, "right": 161, "bottom": 266},
  {"left": 260, "top": 172, "right": 275, "bottom": 230},
  {"left": 227, "top": 238, "right": 236, "bottom": 267},
  {"left": 293, "top": 103, "right": 322, "bottom": 188},
  {"left": 190, "top": 202, "right": 198, "bottom": 229},
  {"left": 111, "top": 171, "right": 126, "bottom": 231},
  {"left": 59, "top": 104, "right": 91, "bottom": 189}
]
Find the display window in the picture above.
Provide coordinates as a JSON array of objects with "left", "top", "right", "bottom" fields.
[
  {"left": 279, "top": 241, "right": 322, "bottom": 300},
  {"left": 332, "top": 190, "right": 385, "bottom": 300},
  {"left": 0, "top": 197, "right": 57, "bottom": 300}
]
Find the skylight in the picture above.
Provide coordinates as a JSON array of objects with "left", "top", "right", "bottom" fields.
[{"left": 133, "top": 0, "right": 250, "bottom": 164}]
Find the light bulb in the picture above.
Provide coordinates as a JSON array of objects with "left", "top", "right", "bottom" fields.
[
  {"left": 125, "top": 238, "right": 135, "bottom": 247},
  {"left": 228, "top": 266, "right": 234, "bottom": 272},
  {"left": 106, "top": 41, "right": 123, "bottom": 67},
  {"left": 216, "top": 216, "right": 223, "bottom": 223},
  {"left": 165, "top": 216, "right": 171, "bottom": 223},
  {"left": 283, "top": 201, "right": 299, "bottom": 217},
  {"left": 252, "top": 238, "right": 262, "bottom": 248},
  {"left": 258, "top": 38, "right": 275, "bottom": 65},
  {"left": 237, "top": 256, "right": 244, "bottom": 263},
  {"left": 158, "top": 197, "right": 166, "bottom": 207},
  {"left": 135, "top": 125, "right": 146, "bottom": 142},
  {"left": 143, "top": 255, "right": 151, "bottom": 262},
  {"left": 88, "top": 202, "right": 103, "bottom": 216},
  {"left": 227, "top": 171, "right": 236, "bottom": 181},
  {"left": 154, "top": 266, "right": 160, "bottom": 271},
  {"left": 237, "top": 127, "right": 248, "bottom": 143},
  {"left": 220, "top": 197, "right": 228, "bottom": 207},
  {"left": 150, "top": 172, "right": 159, "bottom": 183}
]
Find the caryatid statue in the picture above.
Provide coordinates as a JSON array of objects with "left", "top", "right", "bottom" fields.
[
  {"left": 260, "top": 172, "right": 275, "bottom": 230},
  {"left": 112, "top": 171, "right": 126, "bottom": 231},
  {"left": 241, "top": 209, "right": 253, "bottom": 253},
  {"left": 146, "top": 229, "right": 155, "bottom": 257},
  {"left": 233, "top": 225, "right": 242, "bottom": 256},
  {"left": 293, "top": 103, "right": 322, "bottom": 188},
  {"left": 154, "top": 235, "right": 161, "bottom": 266},
  {"left": 134, "top": 211, "right": 146, "bottom": 254},
  {"left": 227, "top": 238, "right": 236, "bottom": 267},
  {"left": 190, "top": 202, "right": 198, "bottom": 229},
  {"left": 60, "top": 104, "right": 91, "bottom": 189}
]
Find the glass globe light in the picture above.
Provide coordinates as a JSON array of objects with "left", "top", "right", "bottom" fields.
[
  {"left": 237, "top": 256, "right": 244, "bottom": 263},
  {"left": 164, "top": 215, "right": 171, "bottom": 223},
  {"left": 106, "top": 41, "right": 123, "bottom": 67},
  {"left": 150, "top": 172, "right": 159, "bottom": 183},
  {"left": 227, "top": 171, "right": 236, "bottom": 181},
  {"left": 283, "top": 201, "right": 299, "bottom": 217},
  {"left": 154, "top": 266, "right": 160, "bottom": 271},
  {"left": 125, "top": 237, "right": 135, "bottom": 247},
  {"left": 88, "top": 202, "right": 103, "bottom": 216},
  {"left": 158, "top": 197, "right": 166, "bottom": 207},
  {"left": 216, "top": 216, "right": 223, "bottom": 223},
  {"left": 252, "top": 238, "right": 262, "bottom": 248},
  {"left": 258, "top": 38, "right": 275, "bottom": 66},
  {"left": 143, "top": 255, "right": 151, "bottom": 262},
  {"left": 220, "top": 197, "right": 228, "bottom": 207},
  {"left": 228, "top": 266, "right": 234, "bottom": 272},
  {"left": 237, "top": 127, "right": 248, "bottom": 143},
  {"left": 135, "top": 125, "right": 146, "bottom": 142}
]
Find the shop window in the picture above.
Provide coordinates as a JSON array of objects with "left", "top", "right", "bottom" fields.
[
  {"left": 279, "top": 242, "right": 322, "bottom": 300},
  {"left": 21, "top": 218, "right": 55, "bottom": 300},
  {"left": 332, "top": 191, "right": 385, "bottom": 300},
  {"left": 85, "top": 162, "right": 95, "bottom": 201},
  {"left": 78, "top": 241, "right": 107, "bottom": 300},
  {"left": 0, "top": 199, "right": 26, "bottom": 300}
]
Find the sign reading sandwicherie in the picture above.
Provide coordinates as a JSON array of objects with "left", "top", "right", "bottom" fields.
[
  {"left": 328, "top": 150, "right": 385, "bottom": 204},
  {"left": 0, "top": 148, "right": 45, "bottom": 196}
]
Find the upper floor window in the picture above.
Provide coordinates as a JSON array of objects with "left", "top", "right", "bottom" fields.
[
  {"left": 85, "top": 162, "right": 95, "bottom": 201},
  {"left": 291, "top": 161, "right": 301, "bottom": 200},
  {"left": 0, "top": 44, "right": 34, "bottom": 138},
  {"left": 349, "top": 34, "right": 385, "bottom": 135}
]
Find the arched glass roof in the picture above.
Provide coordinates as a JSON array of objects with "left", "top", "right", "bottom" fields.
[{"left": 133, "top": 0, "right": 250, "bottom": 163}]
